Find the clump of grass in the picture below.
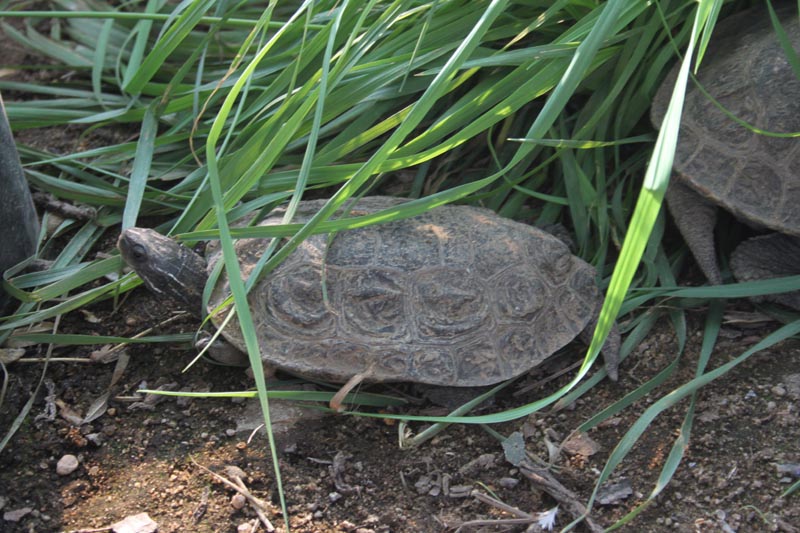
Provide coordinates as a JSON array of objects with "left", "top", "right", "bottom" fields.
[{"left": 1, "top": 0, "right": 798, "bottom": 528}]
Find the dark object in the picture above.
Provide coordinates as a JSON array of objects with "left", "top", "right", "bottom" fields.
[
  {"left": 119, "top": 197, "right": 619, "bottom": 407},
  {"left": 0, "top": 95, "right": 38, "bottom": 312},
  {"left": 651, "top": 4, "right": 800, "bottom": 308}
]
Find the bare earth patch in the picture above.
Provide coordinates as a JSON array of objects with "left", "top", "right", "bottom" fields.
[{"left": 1, "top": 288, "right": 798, "bottom": 532}]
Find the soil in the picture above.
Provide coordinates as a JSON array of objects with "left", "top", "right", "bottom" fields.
[
  {"left": 2, "top": 285, "right": 799, "bottom": 533},
  {"left": 1, "top": 19, "right": 799, "bottom": 533}
]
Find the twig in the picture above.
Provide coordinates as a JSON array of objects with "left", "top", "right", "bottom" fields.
[
  {"left": 455, "top": 517, "right": 535, "bottom": 531},
  {"left": 16, "top": 357, "right": 95, "bottom": 363},
  {"left": 518, "top": 459, "right": 603, "bottom": 533},
  {"left": 471, "top": 490, "right": 533, "bottom": 519},
  {"left": 191, "top": 458, "right": 275, "bottom": 532}
]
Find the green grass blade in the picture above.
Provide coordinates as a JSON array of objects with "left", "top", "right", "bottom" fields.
[{"left": 121, "top": 102, "right": 160, "bottom": 229}]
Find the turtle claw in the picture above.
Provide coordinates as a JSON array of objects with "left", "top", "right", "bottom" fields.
[{"left": 329, "top": 373, "right": 367, "bottom": 412}]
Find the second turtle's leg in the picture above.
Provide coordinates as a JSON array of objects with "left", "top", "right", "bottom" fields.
[
  {"left": 731, "top": 233, "right": 800, "bottom": 311},
  {"left": 666, "top": 179, "right": 722, "bottom": 284}
]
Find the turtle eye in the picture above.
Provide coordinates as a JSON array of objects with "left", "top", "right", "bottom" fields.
[{"left": 130, "top": 244, "right": 148, "bottom": 262}]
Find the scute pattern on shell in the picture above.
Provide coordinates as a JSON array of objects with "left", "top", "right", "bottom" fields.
[
  {"left": 206, "top": 197, "right": 603, "bottom": 386},
  {"left": 650, "top": 5, "right": 800, "bottom": 235}
]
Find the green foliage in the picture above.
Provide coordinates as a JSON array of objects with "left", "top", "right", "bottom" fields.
[{"left": 2, "top": 0, "right": 799, "bottom": 528}]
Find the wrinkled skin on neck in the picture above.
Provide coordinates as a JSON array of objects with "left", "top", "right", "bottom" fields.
[{"left": 118, "top": 228, "right": 208, "bottom": 316}]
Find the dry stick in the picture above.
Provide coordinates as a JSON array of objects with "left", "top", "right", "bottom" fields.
[
  {"left": 454, "top": 491, "right": 536, "bottom": 531},
  {"left": 471, "top": 490, "right": 533, "bottom": 519},
  {"left": 518, "top": 458, "right": 604, "bottom": 533},
  {"left": 32, "top": 191, "right": 97, "bottom": 220},
  {"left": 15, "top": 357, "right": 96, "bottom": 363},
  {"left": 191, "top": 458, "right": 275, "bottom": 532},
  {"left": 454, "top": 517, "right": 535, "bottom": 531}
]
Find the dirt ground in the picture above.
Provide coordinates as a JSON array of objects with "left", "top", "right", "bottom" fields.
[
  {"left": 1, "top": 19, "right": 799, "bottom": 533},
  {"left": 1, "top": 283, "right": 800, "bottom": 533}
]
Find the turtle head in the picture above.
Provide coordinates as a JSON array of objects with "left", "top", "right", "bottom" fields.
[{"left": 118, "top": 228, "right": 208, "bottom": 316}]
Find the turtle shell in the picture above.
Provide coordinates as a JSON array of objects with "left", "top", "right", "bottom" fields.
[
  {"left": 205, "top": 197, "right": 604, "bottom": 386},
  {"left": 650, "top": 5, "right": 800, "bottom": 235}
]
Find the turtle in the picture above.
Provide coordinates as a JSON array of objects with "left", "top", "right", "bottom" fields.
[
  {"left": 650, "top": 4, "right": 800, "bottom": 309},
  {"left": 0, "top": 95, "right": 39, "bottom": 314},
  {"left": 118, "top": 196, "right": 620, "bottom": 410}
]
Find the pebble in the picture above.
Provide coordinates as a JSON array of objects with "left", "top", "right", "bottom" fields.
[
  {"left": 230, "top": 493, "right": 246, "bottom": 510},
  {"left": 225, "top": 429, "right": 237, "bottom": 437},
  {"left": 498, "top": 477, "right": 519, "bottom": 489},
  {"left": 3, "top": 507, "right": 32, "bottom": 522},
  {"left": 111, "top": 512, "right": 157, "bottom": 533},
  {"left": 56, "top": 455, "right": 79, "bottom": 476},
  {"left": 329, "top": 492, "right": 342, "bottom": 503},
  {"left": 771, "top": 385, "right": 786, "bottom": 397},
  {"left": 86, "top": 433, "right": 104, "bottom": 446}
]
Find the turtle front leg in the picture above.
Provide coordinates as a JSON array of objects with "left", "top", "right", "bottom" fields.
[
  {"left": 731, "top": 233, "right": 800, "bottom": 311},
  {"left": 666, "top": 179, "right": 722, "bottom": 284},
  {"left": 195, "top": 332, "right": 250, "bottom": 367}
]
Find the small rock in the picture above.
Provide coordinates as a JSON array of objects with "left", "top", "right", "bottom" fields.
[
  {"left": 225, "top": 428, "right": 237, "bottom": 437},
  {"left": 562, "top": 432, "right": 601, "bottom": 457},
  {"left": 447, "top": 485, "right": 473, "bottom": 498},
  {"left": 3, "top": 507, "right": 32, "bottom": 522},
  {"left": 597, "top": 479, "right": 633, "bottom": 505},
  {"left": 459, "top": 453, "right": 496, "bottom": 475},
  {"left": 329, "top": 492, "right": 342, "bottom": 503},
  {"left": 111, "top": 512, "right": 157, "bottom": 533},
  {"left": 224, "top": 465, "right": 247, "bottom": 480},
  {"left": 86, "top": 433, "right": 104, "bottom": 446},
  {"left": 231, "top": 493, "right": 246, "bottom": 510},
  {"left": 771, "top": 385, "right": 786, "bottom": 397},
  {"left": 498, "top": 477, "right": 519, "bottom": 489},
  {"left": 414, "top": 475, "right": 434, "bottom": 495},
  {"left": 784, "top": 373, "right": 800, "bottom": 399},
  {"left": 56, "top": 455, "right": 79, "bottom": 476},
  {"left": 776, "top": 463, "right": 800, "bottom": 477}
]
